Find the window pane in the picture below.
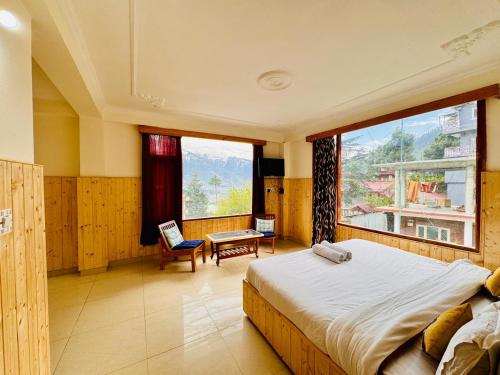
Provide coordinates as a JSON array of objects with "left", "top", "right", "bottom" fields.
[
  {"left": 182, "top": 138, "right": 253, "bottom": 219},
  {"left": 427, "top": 227, "right": 439, "bottom": 241},
  {"left": 340, "top": 102, "right": 477, "bottom": 248}
]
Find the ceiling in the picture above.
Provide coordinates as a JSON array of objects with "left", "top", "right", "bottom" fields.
[{"left": 29, "top": 0, "right": 500, "bottom": 139}]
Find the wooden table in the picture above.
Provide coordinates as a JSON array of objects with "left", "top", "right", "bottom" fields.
[{"left": 207, "top": 229, "right": 264, "bottom": 266}]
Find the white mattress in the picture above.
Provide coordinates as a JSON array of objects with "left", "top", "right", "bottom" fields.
[{"left": 246, "top": 239, "right": 450, "bottom": 353}]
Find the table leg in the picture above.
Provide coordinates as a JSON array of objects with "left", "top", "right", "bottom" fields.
[
  {"left": 216, "top": 243, "right": 220, "bottom": 266},
  {"left": 210, "top": 241, "right": 214, "bottom": 259},
  {"left": 255, "top": 239, "right": 259, "bottom": 258}
]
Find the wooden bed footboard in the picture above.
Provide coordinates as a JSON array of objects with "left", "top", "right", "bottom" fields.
[{"left": 243, "top": 280, "right": 346, "bottom": 375}]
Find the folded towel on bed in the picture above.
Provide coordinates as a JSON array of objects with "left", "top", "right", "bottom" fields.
[
  {"left": 312, "top": 243, "right": 346, "bottom": 263},
  {"left": 321, "top": 240, "right": 353, "bottom": 260}
]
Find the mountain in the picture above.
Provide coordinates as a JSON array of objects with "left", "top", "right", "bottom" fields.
[
  {"left": 182, "top": 150, "right": 252, "bottom": 193},
  {"left": 414, "top": 126, "right": 440, "bottom": 160}
]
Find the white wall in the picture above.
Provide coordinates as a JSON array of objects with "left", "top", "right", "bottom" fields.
[
  {"left": 486, "top": 99, "right": 500, "bottom": 171},
  {"left": 284, "top": 139, "right": 312, "bottom": 178},
  {"left": 79, "top": 117, "right": 141, "bottom": 177},
  {"left": 102, "top": 121, "right": 141, "bottom": 177},
  {"left": 0, "top": 0, "right": 33, "bottom": 163},
  {"left": 263, "top": 141, "right": 284, "bottom": 159}
]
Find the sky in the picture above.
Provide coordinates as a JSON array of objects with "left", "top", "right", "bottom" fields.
[
  {"left": 343, "top": 106, "right": 459, "bottom": 150},
  {"left": 182, "top": 137, "right": 253, "bottom": 160}
]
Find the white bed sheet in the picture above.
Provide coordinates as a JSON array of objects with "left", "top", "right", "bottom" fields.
[{"left": 246, "top": 239, "right": 451, "bottom": 352}]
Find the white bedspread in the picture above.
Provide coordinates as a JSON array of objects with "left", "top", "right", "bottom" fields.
[{"left": 245, "top": 239, "right": 490, "bottom": 374}]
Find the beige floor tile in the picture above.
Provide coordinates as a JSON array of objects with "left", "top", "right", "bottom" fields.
[
  {"left": 47, "top": 240, "right": 306, "bottom": 375},
  {"left": 145, "top": 304, "right": 218, "bottom": 357},
  {"left": 109, "top": 360, "right": 148, "bottom": 374},
  {"left": 48, "top": 283, "right": 93, "bottom": 310},
  {"left": 220, "top": 319, "right": 285, "bottom": 375},
  {"left": 148, "top": 332, "right": 241, "bottom": 375},
  {"left": 72, "top": 292, "right": 144, "bottom": 334},
  {"left": 203, "top": 289, "right": 243, "bottom": 330},
  {"left": 50, "top": 337, "right": 68, "bottom": 374},
  {"left": 86, "top": 273, "right": 143, "bottom": 302},
  {"left": 56, "top": 317, "right": 147, "bottom": 375},
  {"left": 48, "top": 273, "right": 96, "bottom": 291},
  {"left": 95, "top": 262, "right": 144, "bottom": 280},
  {"left": 144, "top": 288, "right": 203, "bottom": 316},
  {"left": 49, "top": 305, "right": 83, "bottom": 341}
]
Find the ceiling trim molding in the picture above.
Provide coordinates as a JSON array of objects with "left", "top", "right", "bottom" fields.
[
  {"left": 138, "top": 125, "right": 267, "bottom": 145},
  {"left": 285, "top": 58, "right": 500, "bottom": 140},
  {"left": 441, "top": 19, "right": 500, "bottom": 58},
  {"left": 46, "top": 0, "right": 106, "bottom": 112},
  {"left": 102, "top": 105, "right": 286, "bottom": 143}
]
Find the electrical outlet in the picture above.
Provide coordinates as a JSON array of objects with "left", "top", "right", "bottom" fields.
[{"left": 0, "top": 209, "right": 13, "bottom": 235}]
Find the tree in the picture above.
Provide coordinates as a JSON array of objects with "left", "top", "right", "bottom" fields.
[
  {"left": 215, "top": 185, "right": 251, "bottom": 216},
  {"left": 370, "top": 128, "right": 416, "bottom": 165},
  {"left": 208, "top": 174, "right": 222, "bottom": 203},
  {"left": 423, "top": 134, "right": 460, "bottom": 160},
  {"left": 184, "top": 175, "right": 208, "bottom": 218}
]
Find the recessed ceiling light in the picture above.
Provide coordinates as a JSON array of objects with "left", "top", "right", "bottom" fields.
[
  {"left": 0, "top": 10, "right": 19, "bottom": 30},
  {"left": 257, "top": 70, "right": 293, "bottom": 91}
]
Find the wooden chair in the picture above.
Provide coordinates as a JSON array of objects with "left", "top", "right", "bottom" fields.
[
  {"left": 158, "top": 220, "right": 206, "bottom": 272},
  {"left": 254, "top": 213, "right": 276, "bottom": 253}
]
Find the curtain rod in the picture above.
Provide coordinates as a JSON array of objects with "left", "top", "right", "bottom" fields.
[{"left": 138, "top": 125, "right": 267, "bottom": 146}]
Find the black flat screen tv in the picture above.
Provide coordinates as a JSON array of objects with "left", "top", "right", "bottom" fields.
[{"left": 258, "top": 158, "right": 285, "bottom": 177}]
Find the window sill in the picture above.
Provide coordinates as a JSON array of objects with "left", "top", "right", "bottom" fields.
[
  {"left": 182, "top": 213, "right": 252, "bottom": 223},
  {"left": 337, "top": 223, "right": 479, "bottom": 253}
]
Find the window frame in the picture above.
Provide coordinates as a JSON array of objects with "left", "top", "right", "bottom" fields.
[
  {"left": 180, "top": 137, "right": 254, "bottom": 221},
  {"left": 335, "top": 99, "right": 487, "bottom": 253}
]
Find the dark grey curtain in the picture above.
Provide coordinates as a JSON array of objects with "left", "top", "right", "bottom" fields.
[{"left": 312, "top": 136, "right": 338, "bottom": 244}]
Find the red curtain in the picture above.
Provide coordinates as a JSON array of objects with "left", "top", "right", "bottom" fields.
[
  {"left": 252, "top": 145, "right": 265, "bottom": 216},
  {"left": 140, "top": 134, "right": 183, "bottom": 245}
]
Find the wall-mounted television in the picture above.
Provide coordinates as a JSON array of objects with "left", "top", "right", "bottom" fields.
[{"left": 258, "top": 158, "right": 285, "bottom": 177}]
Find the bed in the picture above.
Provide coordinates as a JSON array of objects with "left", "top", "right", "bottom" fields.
[{"left": 243, "top": 239, "right": 493, "bottom": 375}]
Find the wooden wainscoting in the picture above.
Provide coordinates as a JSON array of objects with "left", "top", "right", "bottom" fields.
[
  {"left": 182, "top": 215, "right": 252, "bottom": 241},
  {"left": 76, "top": 177, "right": 156, "bottom": 272},
  {"left": 44, "top": 177, "right": 78, "bottom": 272},
  {"left": 0, "top": 160, "right": 51, "bottom": 374},
  {"left": 283, "top": 178, "right": 313, "bottom": 246},
  {"left": 264, "top": 177, "right": 283, "bottom": 236}
]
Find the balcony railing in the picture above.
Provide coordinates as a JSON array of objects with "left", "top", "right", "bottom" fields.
[
  {"left": 444, "top": 144, "right": 476, "bottom": 158},
  {"left": 440, "top": 113, "right": 460, "bottom": 133}
]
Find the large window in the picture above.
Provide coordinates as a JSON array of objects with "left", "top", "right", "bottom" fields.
[
  {"left": 340, "top": 101, "right": 479, "bottom": 249},
  {"left": 182, "top": 137, "right": 253, "bottom": 219}
]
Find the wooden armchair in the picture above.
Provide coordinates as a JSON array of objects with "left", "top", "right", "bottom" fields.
[
  {"left": 158, "top": 220, "right": 206, "bottom": 272},
  {"left": 254, "top": 213, "right": 276, "bottom": 253}
]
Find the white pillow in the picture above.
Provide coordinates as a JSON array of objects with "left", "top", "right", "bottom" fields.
[
  {"left": 256, "top": 218, "right": 274, "bottom": 232},
  {"left": 163, "top": 225, "right": 184, "bottom": 247},
  {"left": 436, "top": 301, "right": 500, "bottom": 375}
]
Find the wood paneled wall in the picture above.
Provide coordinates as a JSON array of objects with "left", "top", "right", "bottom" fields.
[
  {"left": 44, "top": 177, "right": 78, "bottom": 272},
  {"left": 45, "top": 176, "right": 284, "bottom": 273},
  {"left": 264, "top": 177, "right": 283, "bottom": 236},
  {"left": 183, "top": 215, "right": 252, "bottom": 241},
  {"left": 283, "top": 178, "right": 313, "bottom": 246},
  {"left": 77, "top": 177, "right": 156, "bottom": 272},
  {"left": 283, "top": 173, "right": 500, "bottom": 270},
  {"left": 0, "top": 160, "right": 50, "bottom": 374}
]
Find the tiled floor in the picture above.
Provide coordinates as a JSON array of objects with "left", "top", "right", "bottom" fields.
[{"left": 48, "top": 240, "right": 306, "bottom": 375}]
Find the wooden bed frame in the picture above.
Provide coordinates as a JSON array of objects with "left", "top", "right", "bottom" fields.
[{"left": 243, "top": 280, "right": 346, "bottom": 375}]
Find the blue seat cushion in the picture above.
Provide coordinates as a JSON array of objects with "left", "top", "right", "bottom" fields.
[
  {"left": 261, "top": 231, "right": 275, "bottom": 238},
  {"left": 172, "top": 240, "right": 204, "bottom": 250}
]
